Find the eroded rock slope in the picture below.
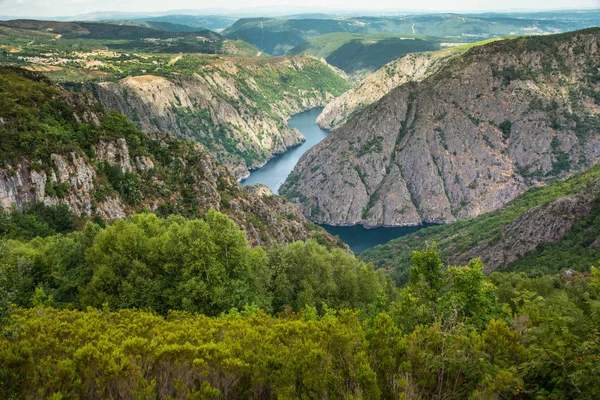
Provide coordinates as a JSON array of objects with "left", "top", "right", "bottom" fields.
[
  {"left": 282, "top": 29, "right": 600, "bottom": 227},
  {"left": 0, "top": 67, "right": 342, "bottom": 247},
  {"left": 93, "top": 56, "right": 349, "bottom": 179}
]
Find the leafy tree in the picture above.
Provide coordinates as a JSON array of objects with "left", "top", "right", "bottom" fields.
[
  {"left": 409, "top": 245, "right": 444, "bottom": 302},
  {"left": 439, "top": 259, "right": 501, "bottom": 328}
]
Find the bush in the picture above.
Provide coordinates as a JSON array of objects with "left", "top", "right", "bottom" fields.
[{"left": 499, "top": 120, "right": 512, "bottom": 139}]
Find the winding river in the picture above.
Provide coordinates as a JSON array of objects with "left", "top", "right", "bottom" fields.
[{"left": 242, "top": 107, "right": 425, "bottom": 253}]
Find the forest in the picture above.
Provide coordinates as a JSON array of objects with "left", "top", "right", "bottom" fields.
[{"left": 1, "top": 209, "right": 599, "bottom": 399}]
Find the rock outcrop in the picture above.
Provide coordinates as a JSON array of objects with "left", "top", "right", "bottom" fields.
[
  {"left": 282, "top": 29, "right": 600, "bottom": 227},
  {"left": 457, "top": 182, "right": 600, "bottom": 272},
  {"left": 317, "top": 50, "right": 459, "bottom": 131},
  {"left": 0, "top": 66, "right": 343, "bottom": 248},
  {"left": 92, "top": 56, "right": 348, "bottom": 179}
]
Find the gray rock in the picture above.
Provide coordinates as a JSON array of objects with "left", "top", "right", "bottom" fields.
[
  {"left": 283, "top": 31, "right": 600, "bottom": 228},
  {"left": 91, "top": 57, "right": 342, "bottom": 180}
]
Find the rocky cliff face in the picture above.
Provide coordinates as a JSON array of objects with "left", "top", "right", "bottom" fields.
[
  {"left": 0, "top": 139, "right": 340, "bottom": 247},
  {"left": 361, "top": 164, "right": 600, "bottom": 275},
  {"left": 0, "top": 67, "right": 343, "bottom": 248},
  {"left": 92, "top": 56, "right": 348, "bottom": 180},
  {"left": 317, "top": 51, "right": 452, "bottom": 131},
  {"left": 282, "top": 29, "right": 600, "bottom": 227},
  {"left": 458, "top": 184, "right": 599, "bottom": 272}
]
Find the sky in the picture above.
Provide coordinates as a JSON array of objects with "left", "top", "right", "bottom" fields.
[{"left": 0, "top": 0, "right": 599, "bottom": 18}]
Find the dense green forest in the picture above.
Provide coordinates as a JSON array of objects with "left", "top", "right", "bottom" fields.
[
  {"left": 1, "top": 209, "right": 600, "bottom": 398},
  {"left": 0, "top": 211, "right": 390, "bottom": 315}
]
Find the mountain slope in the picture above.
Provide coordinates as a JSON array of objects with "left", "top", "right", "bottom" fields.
[
  {"left": 287, "top": 32, "right": 443, "bottom": 75},
  {"left": 91, "top": 56, "right": 349, "bottom": 179},
  {"left": 0, "top": 19, "right": 227, "bottom": 54},
  {"left": 0, "top": 66, "right": 342, "bottom": 248},
  {"left": 316, "top": 41, "right": 499, "bottom": 131},
  {"left": 361, "top": 163, "right": 600, "bottom": 282},
  {"left": 281, "top": 29, "right": 600, "bottom": 227}
]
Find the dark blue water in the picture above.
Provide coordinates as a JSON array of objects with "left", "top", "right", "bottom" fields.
[
  {"left": 241, "top": 108, "right": 330, "bottom": 193},
  {"left": 321, "top": 223, "right": 431, "bottom": 254},
  {"left": 242, "top": 107, "right": 426, "bottom": 253}
]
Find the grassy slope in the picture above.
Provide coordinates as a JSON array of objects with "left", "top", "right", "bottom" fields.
[
  {"left": 361, "top": 163, "right": 600, "bottom": 282},
  {"left": 288, "top": 32, "right": 445, "bottom": 74}
]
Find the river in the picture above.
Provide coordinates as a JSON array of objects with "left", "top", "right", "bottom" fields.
[
  {"left": 242, "top": 107, "right": 426, "bottom": 253},
  {"left": 240, "top": 108, "right": 329, "bottom": 192}
]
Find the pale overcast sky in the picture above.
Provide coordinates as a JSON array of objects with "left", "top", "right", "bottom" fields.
[{"left": 0, "top": 0, "right": 599, "bottom": 18}]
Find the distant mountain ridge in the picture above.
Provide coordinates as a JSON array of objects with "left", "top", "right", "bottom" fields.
[{"left": 222, "top": 12, "right": 600, "bottom": 55}]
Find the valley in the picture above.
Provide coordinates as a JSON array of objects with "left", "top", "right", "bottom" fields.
[
  {"left": 0, "top": 20, "right": 350, "bottom": 178},
  {"left": 242, "top": 107, "right": 429, "bottom": 252},
  {"left": 241, "top": 108, "right": 329, "bottom": 193},
  {"left": 287, "top": 32, "right": 444, "bottom": 76},
  {"left": 2, "top": 7, "right": 600, "bottom": 399}
]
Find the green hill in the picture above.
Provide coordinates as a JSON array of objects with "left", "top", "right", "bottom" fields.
[
  {"left": 100, "top": 20, "right": 209, "bottom": 33},
  {"left": 0, "top": 19, "right": 260, "bottom": 57},
  {"left": 223, "top": 12, "right": 600, "bottom": 55},
  {"left": 0, "top": 19, "right": 216, "bottom": 40},
  {"left": 288, "top": 32, "right": 444, "bottom": 74},
  {"left": 362, "top": 163, "right": 600, "bottom": 284}
]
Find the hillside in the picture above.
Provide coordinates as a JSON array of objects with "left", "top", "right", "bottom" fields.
[
  {"left": 0, "top": 66, "right": 342, "bottom": 248},
  {"left": 362, "top": 163, "right": 600, "bottom": 283},
  {"left": 100, "top": 20, "right": 209, "bottom": 33},
  {"left": 91, "top": 56, "right": 349, "bottom": 179},
  {"left": 281, "top": 29, "right": 600, "bottom": 228},
  {"left": 0, "top": 24, "right": 348, "bottom": 178},
  {"left": 0, "top": 19, "right": 243, "bottom": 55},
  {"left": 316, "top": 40, "right": 499, "bottom": 130},
  {"left": 222, "top": 13, "right": 600, "bottom": 55},
  {"left": 0, "top": 19, "right": 220, "bottom": 40},
  {"left": 287, "top": 32, "right": 444, "bottom": 75}
]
